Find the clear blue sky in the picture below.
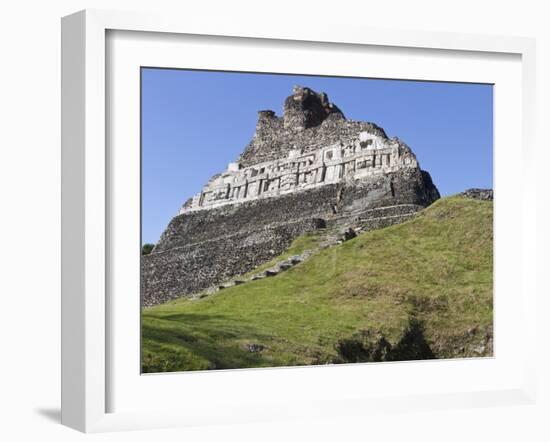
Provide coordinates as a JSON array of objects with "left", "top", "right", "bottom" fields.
[{"left": 142, "top": 68, "right": 493, "bottom": 244}]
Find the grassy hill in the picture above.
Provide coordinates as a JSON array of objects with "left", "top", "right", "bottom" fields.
[{"left": 142, "top": 195, "right": 493, "bottom": 373}]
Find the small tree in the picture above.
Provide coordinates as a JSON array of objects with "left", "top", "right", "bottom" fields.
[{"left": 142, "top": 243, "right": 155, "bottom": 255}]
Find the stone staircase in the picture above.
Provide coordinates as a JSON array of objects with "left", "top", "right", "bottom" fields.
[
  {"left": 191, "top": 203, "right": 423, "bottom": 301},
  {"left": 193, "top": 251, "right": 313, "bottom": 299}
]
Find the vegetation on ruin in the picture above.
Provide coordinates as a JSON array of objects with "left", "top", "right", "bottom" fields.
[
  {"left": 141, "top": 196, "right": 493, "bottom": 373},
  {"left": 141, "top": 243, "right": 155, "bottom": 255}
]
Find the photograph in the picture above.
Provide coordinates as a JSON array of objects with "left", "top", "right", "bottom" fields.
[{"left": 140, "top": 69, "right": 494, "bottom": 373}]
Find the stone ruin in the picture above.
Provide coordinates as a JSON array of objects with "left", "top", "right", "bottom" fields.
[
  {"left": 142, "top": 86, "right": 440, "bottom": 306},
  {"left": 460, "top": 188, "right": 493, "bottom": 201}
]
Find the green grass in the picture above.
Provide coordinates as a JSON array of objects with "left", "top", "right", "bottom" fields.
[{"left": 142, "top": 196, "right": 493, "bottom": 372}]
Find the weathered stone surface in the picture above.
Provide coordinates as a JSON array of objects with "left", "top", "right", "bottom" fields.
[
  {"left": 237, "top": 86, "right": 386, "bottom": 169},
  {"left": 460, "top": 188, "right": 493, "bottom": 201},
  {"left": 142, "top": 218, "right": 321, "bottom": 306},
  {"left": 178, "top": 85, "right": 435, "bottom": 216},
  {"left": 142, "top": 86, "right": 441, "bottom": 306}
]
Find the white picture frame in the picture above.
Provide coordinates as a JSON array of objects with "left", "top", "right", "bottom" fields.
[{"left": 61, "top": 9, "right": 538, "bottom": 433}]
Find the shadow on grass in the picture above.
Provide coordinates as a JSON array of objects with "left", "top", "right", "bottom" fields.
[
  {"left": 142, "top": 312, "right": 279, "bottom": 372},
  {"left": 334, "top": 318, "right": 435, "bottom": 363}
]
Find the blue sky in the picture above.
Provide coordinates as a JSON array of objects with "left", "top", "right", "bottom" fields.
[{"left": 142, "top": 68, "right": 493, "bottom": 244}]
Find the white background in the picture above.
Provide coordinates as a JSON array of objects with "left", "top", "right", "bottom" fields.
[{"left": 1, "top": 0, "right": 548, "bottom": 441}]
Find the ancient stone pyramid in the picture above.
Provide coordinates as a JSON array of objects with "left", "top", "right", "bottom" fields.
[{"left": 142, "top": 86, "right": 440, "bottom": 306}]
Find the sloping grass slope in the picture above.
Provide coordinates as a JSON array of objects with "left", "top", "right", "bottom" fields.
[{"left": 142, "top": 196, "right": 493, "bottom": 373}]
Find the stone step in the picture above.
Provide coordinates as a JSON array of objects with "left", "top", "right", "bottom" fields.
[
  {"left": 192, "top": 211, "right": 416, "bottom": 301},
  {"left": 358, "top": 213, "right": 417, "bottom": 232}
]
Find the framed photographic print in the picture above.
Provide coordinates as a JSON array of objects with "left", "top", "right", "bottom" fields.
[
  {"left": 61, "top": 9, "right": 538, "bottom": 433},
  {"left": 140, "top": 70, "right": 490, "bottom": 372}
]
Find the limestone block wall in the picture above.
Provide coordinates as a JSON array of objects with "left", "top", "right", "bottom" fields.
[
  {"left": 142, "top": 218, "right": 325, "bottom": 306},
  {"left": 337, "top": 169, "right": 439, "bottom": 212},
  {"left": 157, "top": 184, "right": 339, "bottom": 252}
]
